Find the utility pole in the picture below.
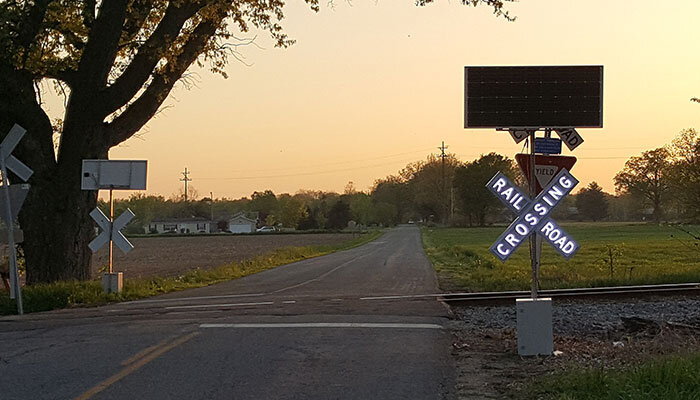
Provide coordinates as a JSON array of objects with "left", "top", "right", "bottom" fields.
[
  {"left": 180, "top": 167, "right": 191, "bottom": 201},
  {"left": 210, "top": 191, "right": 214, "bottom": 223},
  {"left": 438, "top": 141, "right": 448, "bottom": 224}
]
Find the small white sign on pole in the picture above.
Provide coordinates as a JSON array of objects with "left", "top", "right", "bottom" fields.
[{"left": 81, "top": 160, "right": 147, "bottom": 190}]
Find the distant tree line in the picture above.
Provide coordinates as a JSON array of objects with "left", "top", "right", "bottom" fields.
[
  {"left": 613, "top": 128, "right": 700, "bottom": 222},
  {"left": 110, "top": 127, "right": 700, "bottom": 233}
]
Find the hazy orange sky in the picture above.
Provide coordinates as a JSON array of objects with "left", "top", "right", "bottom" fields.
[{"left": 45, "top": 0, "right": 700, "bottom": 199}]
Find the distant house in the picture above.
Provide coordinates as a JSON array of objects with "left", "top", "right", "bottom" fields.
[
  {"left": 146, "top": 218, "right": 211, "bottom": 234},
  {"left": 228, "top": 212, "right": 257, "bottom": 234}
]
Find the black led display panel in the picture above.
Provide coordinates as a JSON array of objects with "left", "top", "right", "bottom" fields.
[{"left": 464, "top": 66, "right": 603, "bottom": 128}]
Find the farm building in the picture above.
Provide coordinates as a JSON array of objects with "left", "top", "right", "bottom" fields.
[
  {"left": 228, "top": 212, "right": 257, "bottom": 233},
  {"left": 146, "top": 218, "right": 212, "bottom": 234}
]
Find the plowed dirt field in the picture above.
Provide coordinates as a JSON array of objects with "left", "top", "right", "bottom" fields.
[{"left": 91, "top": 233, "right": 356, "bottom": 278}]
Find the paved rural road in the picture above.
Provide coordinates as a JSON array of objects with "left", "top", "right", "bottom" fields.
[{"left": 0, "top": 226, "right": 455, "bottom": 399}]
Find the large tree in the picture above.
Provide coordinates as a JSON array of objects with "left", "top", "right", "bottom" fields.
[
  {"left": 614, "top": 147, "right": 672, "bottom": 222},
  {"left": 0, "top": 0, "right": 513, "bottom": 283},
  {"left": 575, "top": 181, "right": 609, "bottom": 221},
  {"left": 405, "top": 154, "right": 462, "bottom": 224},
  {"left": 371, "top": 176, "right": 411, "bottom": 224},
  {"left": 453, "top": 152, "right": 520, "bottom": 226},
  {"left": 668, "top": 128, "right": 700, "bottom": 220}
]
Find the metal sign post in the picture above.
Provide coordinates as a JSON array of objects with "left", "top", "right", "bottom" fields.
[
  {"left": 0, "top": 154, "right": 22, "bottom": 314},
  {"left": 82, "top": 160, "right": 145, "bottom": 294},
  {"left": 109, "top": 188, "right": 113, "bottom": 274},
  {"left": 528, "top": 131, "right": 538, "bottom": 300},
  {"left": 0, "top": 124, "right": 34, "bottom": 315}
]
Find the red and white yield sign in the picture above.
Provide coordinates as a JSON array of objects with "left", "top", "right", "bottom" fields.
[
  {"left": 515, "top": 154, "right": 576, "bottom": 194},
  {"left": 486, "top": 169, "right": 580, "bottom": 261}
]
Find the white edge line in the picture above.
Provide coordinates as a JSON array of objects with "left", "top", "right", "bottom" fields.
[
  {"left": 120, "top": 292, "right": 265, "bottom": 306},
  {"left": 199, "top": 323, "right": 442, "bottom": 329},
  {"left": 360, "top": 294, "right": 448, "bottom": 300},
  {"left": 165, "top": 301, "right": 274, "bottom": 310}
]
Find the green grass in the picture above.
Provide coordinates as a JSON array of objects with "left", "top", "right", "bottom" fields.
[
  {"left": 525, "top": 352, "right": 700, "bottom": 400},
  {"left": 422, "top": 223, "right": 700, "bottom": 292},
  {"left": 0, "top": 231, "right": 382, "bottom": 315}
]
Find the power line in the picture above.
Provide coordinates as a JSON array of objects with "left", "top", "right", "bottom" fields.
[
  {"left": 197, "top": 158, "right": 415, "bottom": 181},
  {"left": 203, "top": 147, "right": 436, "bottom": 175}
]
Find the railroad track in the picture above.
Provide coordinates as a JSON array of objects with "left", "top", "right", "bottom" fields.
[{"left": 440, "top": 282, "right": 700, "bottom": 305}]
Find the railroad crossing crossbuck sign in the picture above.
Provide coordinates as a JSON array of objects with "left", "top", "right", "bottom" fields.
[
  {"left": 88, "top": 207, "right": 135, "bottom": 254},
  {"left": 486, "top": 169, "right": 580, "bottom": 261}
]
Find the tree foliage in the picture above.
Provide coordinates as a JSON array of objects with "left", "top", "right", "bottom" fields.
[
  {"left": 668, "top": 128, "right": 700, "bottom": 220},
  {"left": 575, "top": 182, "right": 609, "bottom": 221},
  {"left": 371, "top": 176, "right": 411, "bottom": 225},
  {"left": 453, "top": 152, "right": 520, "bottom": 226},
  {"left": 407, "top": 154, "right": 462, "bottom": 223},
  {"left": 326, "top": 199, "right": 351, "bottom": 230},
  {"left": 614, "top": 147, "right": 672, "bottom": 222}
]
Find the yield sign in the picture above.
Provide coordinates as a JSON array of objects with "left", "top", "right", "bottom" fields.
[
  {"left": 515, "top": 154, "right": 576, "bottom": 194},
  {"left": 88, "top": 207, "right": 135, "bottom": 254}
]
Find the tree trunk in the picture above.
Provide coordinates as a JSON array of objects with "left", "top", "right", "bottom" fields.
[
  {"left": 20, "top": 176, "right": 97, "bottom": 283},
  {"left": 3, "top": 66, "right": 108, "bottom": 283},
  {"left": 652, "top": 194, "right": 662, "bottom": 222}
]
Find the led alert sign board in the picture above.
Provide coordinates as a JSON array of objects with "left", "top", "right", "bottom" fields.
[{"left": 464, "top": 66, "right": 603, "bottom": 129}]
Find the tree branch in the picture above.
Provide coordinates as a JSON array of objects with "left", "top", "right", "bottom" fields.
[
  {"left": 120, "top": 0, "right": 159, "bottom": 46},
  {"left": 104, "top": 15, "right": 223, "bottom": 148},
  {"left": 15, "top": 0, "right": 52, "bottom": 62},
  {"left": 77, "top": 0, "right": 129, "bottom": 87},
  {"left": 101, "top": 1, "right": 205, "bottom": 115},
  {"left": 82, "top": 0, "right": 97, "bottom": 29}
]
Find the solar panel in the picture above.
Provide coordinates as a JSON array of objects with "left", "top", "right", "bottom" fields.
[{"left": 464, "top": 66, "right": 603, "bottom": 129}]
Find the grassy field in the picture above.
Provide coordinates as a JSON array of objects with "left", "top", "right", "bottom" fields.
[
  {"left": 422, "top": 223, "right": 700, "bottom": 292},
  {"left": 0, "top": 231, "right": 381, "bottom": 315},
  {"left": 526, "top": 352, "right": 700, "bottom": 400}
]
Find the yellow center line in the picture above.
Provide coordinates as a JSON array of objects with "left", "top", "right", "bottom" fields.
[
  {"left": 119, "top": 335, "right": 178, "bottom": 367},
  {"left": 74, "top": 332, "right": 199, "bottom": 400}
]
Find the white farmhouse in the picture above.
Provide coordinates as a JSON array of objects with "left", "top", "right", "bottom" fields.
[
  {"left": 146, "top": 218, "right": 211, "bottom": 234},
  {"left": 228, "top": 212, "right": 257, "bottom": 233}
]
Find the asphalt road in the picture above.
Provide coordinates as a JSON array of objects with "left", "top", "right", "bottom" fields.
[{"left": 0, "top": 226, "right": 455, "bottom": 399}]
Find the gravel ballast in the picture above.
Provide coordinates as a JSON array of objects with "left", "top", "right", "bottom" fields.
[{"left": 453, "top": 297, "right": 700, "bottom": 338}]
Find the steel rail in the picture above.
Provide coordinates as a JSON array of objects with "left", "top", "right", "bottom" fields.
[{"left": 440, "top": 282, "right": 700, "bottom": 305}]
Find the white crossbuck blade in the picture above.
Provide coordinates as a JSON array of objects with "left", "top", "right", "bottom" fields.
[
  {"left": 1, "top": 124, "right": 34, "bottom": 182},
  {"left": 486, "top": 169, "right": 580, "bottom": 261},
  {"left": 88, "top": 207, "right": 135, "bottom": 254}
]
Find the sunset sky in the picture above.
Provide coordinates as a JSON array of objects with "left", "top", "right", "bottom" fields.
[{"left": 46, "top": 0, "right": 700, "bottom": 199}]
